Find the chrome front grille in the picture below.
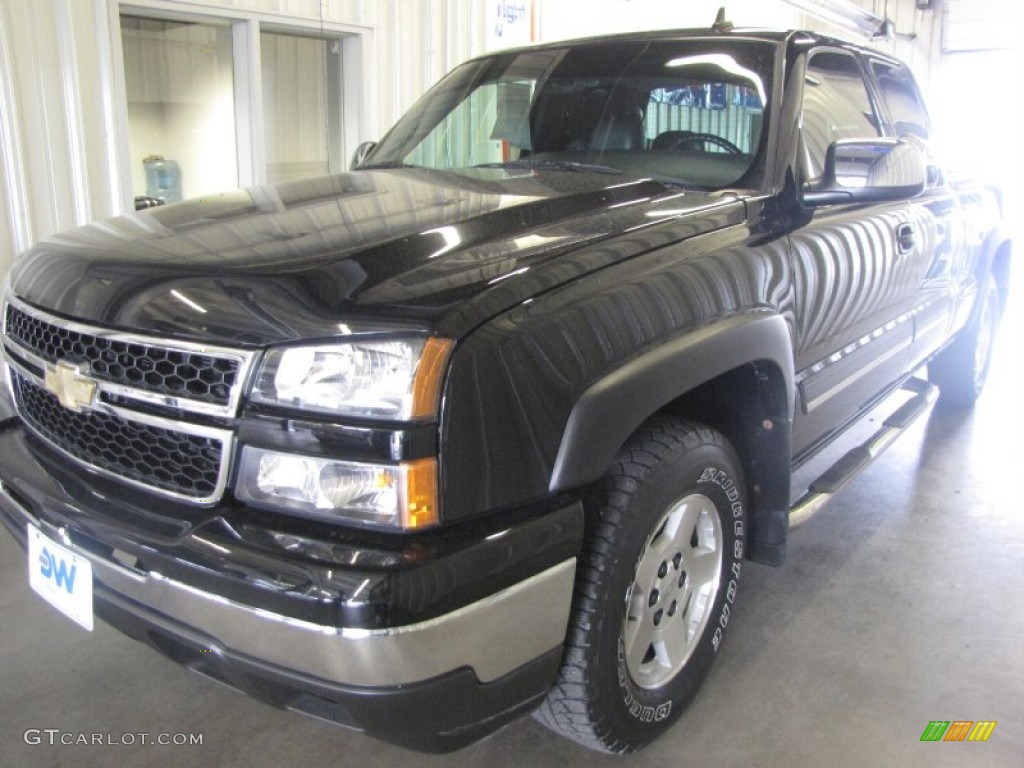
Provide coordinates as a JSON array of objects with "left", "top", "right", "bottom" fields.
[
  {"left": 1, "top": 296, "right": 256, "bottom": 504},
  {"left": 4, "top": 301, "right": 244, "bottom": 412},
  {"left": 11, "top": 371, "right": 225, "bottom": 499}
]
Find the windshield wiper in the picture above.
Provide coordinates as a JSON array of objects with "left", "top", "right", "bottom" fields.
[{"left": 473, "top": 159, "right": 623, "bottom": 175}]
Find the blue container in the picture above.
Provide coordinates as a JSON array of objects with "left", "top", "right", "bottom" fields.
[{"left": 143, "top": 155, "right": 182, "bottom": 203}]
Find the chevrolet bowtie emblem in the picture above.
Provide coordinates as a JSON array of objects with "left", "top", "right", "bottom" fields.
[{"left": 43, "top": 361, "right": 98, "bottom": 413}]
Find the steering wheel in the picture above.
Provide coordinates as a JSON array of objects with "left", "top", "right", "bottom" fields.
[{"left": 669, "top": 132, "right": 742, "bottom": 155}]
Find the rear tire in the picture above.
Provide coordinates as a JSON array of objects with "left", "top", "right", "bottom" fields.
[
  {"left": 534, "top": 416, "right": 746, "bottom": 753},
  {"left": 929, "top": 274, "right": 1002, "bottom": 407}
]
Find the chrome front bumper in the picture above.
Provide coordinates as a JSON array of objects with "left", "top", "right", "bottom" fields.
[{"left": 0, "top": 481, "right": 575, "bottom": 687}]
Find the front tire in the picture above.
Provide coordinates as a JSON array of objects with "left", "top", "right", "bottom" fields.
[{"left": 534, "top": 417, "right": 746, "bottom": 753}]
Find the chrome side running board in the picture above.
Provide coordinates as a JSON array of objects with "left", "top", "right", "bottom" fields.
[{"left": 789, "top": 377, "right": 939, "bottom": 530}]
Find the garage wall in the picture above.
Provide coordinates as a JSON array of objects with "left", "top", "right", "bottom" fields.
[
  {"left": 538, "top": 0, "right": 941, "bottom": 88},
  {"left": 0, "top": 0, "right": 117, "bottom": 270},
  {"left": 539, "top": 0, "right": 799, "bottom": 39},
  {"left": 0, "top": 0, "right": 487, "bottom": 274},
  {"left": 859, "top": 1, "right": 943, "bottom": 94}
]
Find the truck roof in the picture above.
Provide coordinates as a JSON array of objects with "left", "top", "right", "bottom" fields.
[{"left": 472, "top": 26, "right": 882, "bottom": 59}]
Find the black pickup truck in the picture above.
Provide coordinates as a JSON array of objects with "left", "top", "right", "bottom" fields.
[{"left": 0, "top": 22, "right": 1011, "bottom": 754}]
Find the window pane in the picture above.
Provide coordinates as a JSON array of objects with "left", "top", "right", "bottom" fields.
[
  {"left": 644, "top": 81, "right": 764, "bottom": 155},
  {"left": 373, "top": 41, "right": 773, "bottom": 189},
  {"left": 261, "top": 32, "right": 341, "bottom": 184},
  {"left": 871, "top": 61, "right": 931, "bottom": 139},
  {"left": 406, "top": 81, "right": 525, "bottom": 167},
  {"left": 120, "top": 15, "right": 238, "bottom": 202},
  {"left": 802, "top": 51, "right": 881, "bottom": 177}
]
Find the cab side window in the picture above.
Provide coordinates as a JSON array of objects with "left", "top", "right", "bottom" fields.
[
  {"left": 801, "top": 50, "right": 881, "bottom": 177},
  {"left": 870, "top": 60, "right": 931, "bottom": 139}
]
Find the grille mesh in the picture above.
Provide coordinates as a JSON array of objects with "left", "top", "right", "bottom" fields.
[
  {"left": 4, "top": 303, "right": 238, "bottom": 405},
  {"left": 12, "top": 371, "right": 224, "bottom": 499}
]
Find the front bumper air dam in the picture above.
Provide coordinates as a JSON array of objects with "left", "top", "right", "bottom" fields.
[{"left": 0, "top": 423, "right": 580, "bottom": 752}]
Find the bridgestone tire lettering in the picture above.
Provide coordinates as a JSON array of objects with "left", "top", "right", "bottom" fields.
[{"left": 533, "top": 417, "right": 747, "bottom": 754}]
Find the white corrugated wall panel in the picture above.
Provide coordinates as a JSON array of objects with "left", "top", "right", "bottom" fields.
[
  {"left": 942, "top": 0, "right": 1021, "bottom": 53},
  {"left": 0, "top": 0, "right": 488, "bottom": 274}
]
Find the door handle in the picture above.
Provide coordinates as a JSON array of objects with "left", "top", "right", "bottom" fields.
[{"left": 896, "top": 223, "right": 916, "bottom": 255}]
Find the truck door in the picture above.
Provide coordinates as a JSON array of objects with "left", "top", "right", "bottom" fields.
[
  {"left": 867, "top": 58, "right": 964, "bottom": 371},
  {"left": 789, "top": 49, "right": 920, "bottom": 457}
]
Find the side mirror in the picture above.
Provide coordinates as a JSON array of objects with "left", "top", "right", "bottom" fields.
[
  {"left": 803, "top": 138, "right": 926, "bottom": 207},
  {"left": 350, "top": 141, "right": 377, "bottom": 170}
]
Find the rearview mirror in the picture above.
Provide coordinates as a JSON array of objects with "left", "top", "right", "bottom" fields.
[{"left": 803, "top": 138, "right": 926, "bottom": 206}]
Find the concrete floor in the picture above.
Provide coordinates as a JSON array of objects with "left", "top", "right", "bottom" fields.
[{"left": 1, "top": 308, "right": 1022, "bottom": 767}]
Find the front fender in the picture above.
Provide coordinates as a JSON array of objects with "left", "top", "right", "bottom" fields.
[{"left": 550, "top": 310, "right": 795, "bottom": 492}]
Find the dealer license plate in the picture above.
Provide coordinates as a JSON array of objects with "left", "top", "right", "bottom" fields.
[{"left": 27, "top": 524, "right": 93, "bottom": 631}]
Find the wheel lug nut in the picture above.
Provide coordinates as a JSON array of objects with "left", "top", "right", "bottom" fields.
[
  {"left": 653, "top": 609, "right": 663, "bottom": 626},
  {"left": 648, "top": 589, "right": 660, "bottom": 607},
  {"left": 673, "top": 553, "right": 682, "bottom": 569},
  {"left": 678, "top": 572, "right": 686, "bottom": 588},
  {"left": 668, "top": 600, "right": 677, "bottom": 616},
  {"left": 658, "top": 562, "right": 668, "bottom": 578}
]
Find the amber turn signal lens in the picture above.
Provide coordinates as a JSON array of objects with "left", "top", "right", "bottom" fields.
[
  {"left": 402, "top": 457, "right": 439, "bottom": 528},
  {"left": 411, "top": 338, "right": 454, "bottom": 420}
]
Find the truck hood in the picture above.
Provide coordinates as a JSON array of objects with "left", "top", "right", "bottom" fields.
[{"left": 8, "top": 168, "right": 743, "bottom": 345}]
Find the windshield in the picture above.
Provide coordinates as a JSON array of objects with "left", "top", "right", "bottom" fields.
[{"left": 365, "top": 39, "right": 774, "bottom": 189}]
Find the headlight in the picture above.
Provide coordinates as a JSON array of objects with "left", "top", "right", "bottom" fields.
[
  {"left": 250, "top": 337, "right": 453, "bottom": 420},
  {"left": 236, "top": 447, "right": 439, "bottom": 529}
]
